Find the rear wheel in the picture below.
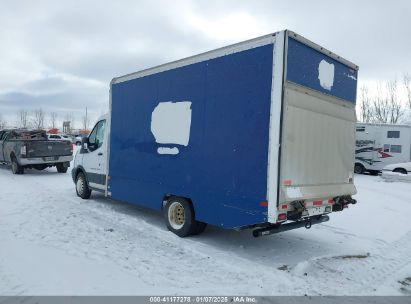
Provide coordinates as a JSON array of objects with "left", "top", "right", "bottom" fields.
[
  {"left": 164, "top": 197, "right": 205, "bottom": 237},
  {"left": 393, "top": 168, "right": 407, "bottom": 175},
  {"left": 56, "top": 163, "right": 68, "bottom": 173},
  {"left": 76, "top": 172, "right": 91, "bottom": 199},
  {"left": 354, "top": 163, "right": 365, "bottom": 174},
  {"left": 11, "top": 156, "right": 24, "bottom": 175}
]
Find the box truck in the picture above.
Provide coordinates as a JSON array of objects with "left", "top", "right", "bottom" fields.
[
  {"left": 72, "top": 30, "right": 358, "bottom": 237},
  {"left": 355, "top": 123, "right": 411, "bottom": 174}
]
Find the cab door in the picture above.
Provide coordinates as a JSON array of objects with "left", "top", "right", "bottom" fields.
[{"left": 83, "top": 119, "right": 107, "bottom": 190}]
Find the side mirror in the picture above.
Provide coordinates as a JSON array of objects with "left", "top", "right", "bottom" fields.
[{"left": 81, "top": 137, "right": 89, "bottom": 151}]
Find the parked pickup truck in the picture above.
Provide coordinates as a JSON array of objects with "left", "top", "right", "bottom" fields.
[{"left": 0, "top": 129, "right": 73, "bottom": 174}]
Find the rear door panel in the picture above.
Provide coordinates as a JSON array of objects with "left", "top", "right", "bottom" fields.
[
  {"left": 280, "top": 84, "right": 357, "bottom": 201},
  {"left": 279, "top": 35, "right": 358, "bottom": 203}
]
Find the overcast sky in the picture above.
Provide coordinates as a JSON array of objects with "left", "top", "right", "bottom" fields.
[{"left": 1, "top": 0, "right": 410, "bottom": 128}]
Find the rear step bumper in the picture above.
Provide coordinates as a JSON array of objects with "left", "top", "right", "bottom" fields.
[{"left": 252, "top": 215, "right": 330, "bottom": 237}]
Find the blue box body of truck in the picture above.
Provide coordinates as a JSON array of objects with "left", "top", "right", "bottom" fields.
[{"left": 89, "top": 30, "right": 359, "bottom": 236}]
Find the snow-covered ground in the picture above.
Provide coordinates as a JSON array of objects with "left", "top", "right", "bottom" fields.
[{"left": 1, "top": 155, "right": 411, "bottom": 295}]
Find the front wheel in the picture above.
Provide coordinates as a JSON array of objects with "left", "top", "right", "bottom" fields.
[
  {"left": 164, "top": 197, "right": 205, "bottom": 237},
  {"left": 76, "top": 172, "right": 91, "bottom": 199},
  {"left": 354, "top": 163, "right": 365, "bottom": 174},
  {"left": 56, "top": 163, "right": 68, "bottom": 173},
  {"left": 11, "top": 156, "right": 24, "bottom": 174},
  {"left": 393, "top": 168, "right": 407, "bottom": 175}
]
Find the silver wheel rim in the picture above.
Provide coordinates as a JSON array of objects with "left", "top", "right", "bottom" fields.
[
  {"left": 168, "top": 201, "right": 185, "bottom": 230},
  {"left": 76, "top": 176, "right": 84, "bottom": 194}
]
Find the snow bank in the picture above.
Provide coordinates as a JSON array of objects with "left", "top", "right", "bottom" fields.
[{"left": 381, "top": 171, "right": 411, "bottom": 183}]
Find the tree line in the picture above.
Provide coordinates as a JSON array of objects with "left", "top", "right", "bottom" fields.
[
  {"left": 358, "top": 74, "right": 411, "bottom": 124},
  {"left": 16, "top": 109, "right": 77, "bottom": 131},
  {"left": 0, "top": 109, "right": 91, "bottom": 131}
]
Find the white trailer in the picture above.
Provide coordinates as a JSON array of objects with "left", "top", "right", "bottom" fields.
[{"left": 355, "top": 123, "right": 411, "bottom": 174}]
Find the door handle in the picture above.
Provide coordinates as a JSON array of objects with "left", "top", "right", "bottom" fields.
[{"left": 98, "top": 152, "right": 103, "bottom": 156}]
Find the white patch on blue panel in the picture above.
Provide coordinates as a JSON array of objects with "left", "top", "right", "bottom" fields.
[
  {"left": 151, "top": 101, "right": 192, "bottom": 155},
  {"left": 318, "top": 59, "right": 335, "bottom": 91},
  {"left": 345, "top": 73, "right": 357, "bottom": 81},
  {"left": 157, "top": 147, "right": 179, "bottom": 155}
]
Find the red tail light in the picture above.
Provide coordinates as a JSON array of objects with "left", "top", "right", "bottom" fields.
[
  {"left": 313, "top": 200, "right": 323, "bottom": 206},
  {"left": 278, "top": 213, "right": 287, "bottom": 221},
  {"left": 70, "top": 143, "right": 74, "bottom": 153}
]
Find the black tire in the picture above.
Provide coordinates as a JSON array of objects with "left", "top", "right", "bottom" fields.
[
  {"left": 393, "top": 168, "right": 407, "bottom": 175},
  {"left": 11, "top": 156, "right": 24, "bottom": 175},
  {"left": 56, "top": 163, "right": 68, "bottom": 173},
  {"left": 164, "top": 197, "right": 202, "bottom": 237},
  {"left": 76, "top": 171, "right": 91, "bottom": 199},
  {"left": 354, "top": 163, "right": 365, "bottom": 174}
]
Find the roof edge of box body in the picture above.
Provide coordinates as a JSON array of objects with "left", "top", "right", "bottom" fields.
[{"left": 111, "top": 30, "right": 358, "bottom": 86}]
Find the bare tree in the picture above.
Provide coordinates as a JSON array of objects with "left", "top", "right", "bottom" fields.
[
  {"left": 386, "top": 79, "right": 403, "bottom": 124},
  {"left": 404, "top": 73, "right": 411, "bottom": 110},
  {"left": 32, "top": 108, "right": 45, "bottom": 129},
  {"left": 372, "top": 82, "right": 390, "bottom": 123},
  {"left": 358, "top": 85, "right": 373, "bottom": 123},
  {"left": 49, "top": 112, "right": 58, "bottom": 129},
  {"left": 18, "top": 109, "right": 29, "bottom": 129}
]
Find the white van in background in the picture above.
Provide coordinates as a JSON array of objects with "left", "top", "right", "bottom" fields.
[
  {"left": 47, "top": 134, "right": 73, "bottom": 142},
  {"left": 355, "top": 123, "right": 411, "bottom": 174}
]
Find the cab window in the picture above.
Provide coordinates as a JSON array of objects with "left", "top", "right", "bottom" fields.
[
  {"left": 2, "top": 132, "right": 10, "bottom": 140},
  {"left": 7, "top": 132, "right": 16, "bottom": 140},
  {"left": 88, "top": 120, "right": 106, "bottom": 151}
]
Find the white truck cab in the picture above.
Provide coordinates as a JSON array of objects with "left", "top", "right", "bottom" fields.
[{"left": 72, "top": 114, "right": 109, "bottom": 197}]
